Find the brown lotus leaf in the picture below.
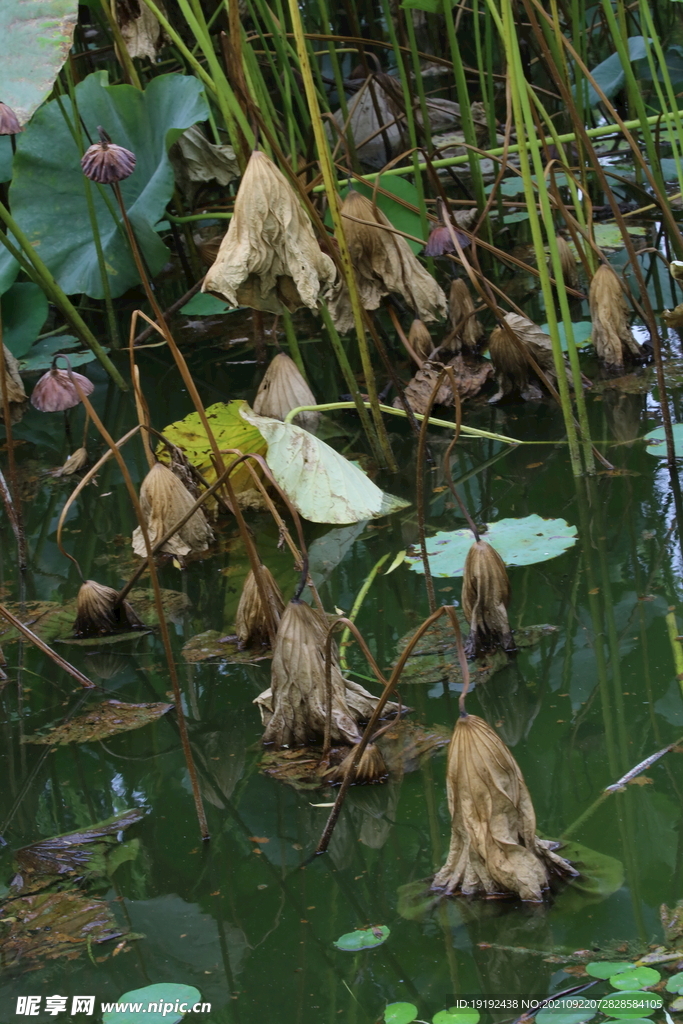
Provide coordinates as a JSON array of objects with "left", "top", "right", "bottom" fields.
[
  {"left": 662, "top": 303, "right": 683, "bottom": 329},
  {"left": 489, "top": 312, "right": 573, "bottom": 400},
  {"left": 72, "top": 580, "right": 144, "bottom": 638},
  {"left": 22, "top": 700, "right": 173, "bottom": 746},
  {"left": 408, "top": 318, "right": 434, "bottom": 360},
  {"left": 552, "top": 235, "right": 578, "bottom": 290},
  {"left": 589, "top": 265, "right": 640, "bottom": 372},
  {"left": 202, "top": 150, "right": 336, "bottom": 314},
  {"left": 461, "top": 540, "right": 512, "bottom": 656},
  {"left": 1, "top": 345, "right": 28, "bottom": 423},
  {"left": 432, "top": 714, "right": 576, "bottom": 900},
  {"left": 324, "top": 742, "right": 387, "bottom": 784},
  {"left": 54, "top": 447, "right": 89, "bottom": 477},
  {"left": 444, "top": 279, "right": 484, "bottom": 353},
  {"left": 328, "top": 191, "right": 447, "bottom": 332},
  {"left": 132, "top": 462, "right": 213, "bottom": 558},
  {"left": 253, "top": 352, "right": 319, "bottom": 430},
  {"left": 14, "top": 809, "right": 143, "bottom": 879},
  {"left": 257, "top": 599, "right": 399, "bottom": 748},
  {"left": 396, "top": 353, "right": 493, "bottom": 415},
  {"left": 235, "top": 565, "right": 285, "bottom": 647},
  {"left": 116, "top": 0, "right": 166, "bottom": 59}
]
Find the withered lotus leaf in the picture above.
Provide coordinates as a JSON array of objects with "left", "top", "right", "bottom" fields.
[
  {"left": 1, "top": 345, "right": 28, "bottom": 423},
  {"left": 73, "top": 580, "right": 144, "bottom": 638},
  {"left": 432, "top": 714, "right": 576, "bottom": 900},
  {"left": 461, "top": 540, "right": 512, "bottom": 656},
  {"left": 589, "top": 265, "right": 640, "bottom": 372},
  {"left": 258, "top": 599, "right": 398, "bottom": 748},
  {"left": 253, "top": 352, "right": 319, "bottom": 430},
  {"left": 489, "top": 312, "right": 573, "bottom": 401},
  {"left": 445, "top": 279, "right": 484, "bottom": 353},
  {"left": 553, "top": 235, "right": 578, "bottom": 289},
  {"left": 132, "top": 462, "right": 213, "bottom": 558},
  {"left": 202, "top": 150, "right": 336, "bottom": 314},
  {"left": 328, "top": 191, "right": 447, "bottom": 332},
  {"left": 235, "top": 566, "right": 285, "bottom": 648}
]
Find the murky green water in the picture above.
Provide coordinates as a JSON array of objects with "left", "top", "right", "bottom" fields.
[{"left": 1, "top": 338, "right": 683, "bottom": 1024}]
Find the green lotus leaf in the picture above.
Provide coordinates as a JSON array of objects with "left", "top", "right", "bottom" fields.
[
  {"left": 406, "top": 515, "right": 577, "bottom": 577},
  {"left": 1, "top": 282, "right": 48, "bottom": 358},
  {"left": 644, "top": 423, "right": 683, "bottom": 457},
  {"left": 10, "top": 70, "right": 208, "bottom": 298},
  {"left": 0, "top": 0, "right": 78, "bottom": 126},
  {"left": 333, "top": 925, "right": 390, "bottom": 950}
]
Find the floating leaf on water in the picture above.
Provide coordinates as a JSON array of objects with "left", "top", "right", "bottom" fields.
[
  {"left": 586, "top": 962, "right": 636, "bottom": 979},
  {"left": 552, "top": 841, "right": 624, "bottom": 912},
  {"left": 536, "top": 997, "right": 597, "bottom": 1024},
  {"left": 597, "top": 991, "right": 663, "bottom": 1018},
  {"left": 179, "top": 292, "right": 231, "bottom": 316},
  {"left": 181, "top": 630, "right": 271, "bottom": 664},
  {"left": 591, "top": 223, "right": 646, "bottom": 251},
  {"left": 14, "top": 809, "right": 144, "bottom": 879},
  {"left": 665, "top": 971, "right": 683, "bottom": 994},
  {"left": 610, "top": 968, "right": 660, "bottom": 990},
  {"left": 0, "top": 0, "right": 78, "bottom": 126},
  {"left": 159, "top": 400, "right": 266, "bottom": 491},
  {"left": 333, "top": 924, "right": 390, "bottom": 950},
  {"left": 433, "top": 1010, "right": 481, "bottom": 1024},
  {"left": 240, "top": 405, "right": 410, "bottom": 524},
  {"left": 540, "top": 321, "right": 593, "bottom": 352},
  {"left": 0, "top": 889, "right": 125, "bottom": 970},
  {"left": 22, "top": 700, "right": 173, "bottom": 746},
  {"left": 102, "top": 984, "right": 202, "bottom": 1024},
  {"left": 643, "top": 423, "right": 683, "bottom": 458},
  {"left": 384, "top": 1002, "right": 418, "bottom": 1024},
  {"left": 406, "top": 515, "right": 578, "bottom": 577}
]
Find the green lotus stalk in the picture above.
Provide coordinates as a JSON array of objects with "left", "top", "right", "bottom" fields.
[
  {"left": 495, "top": 0, "right": 584, "bottom": 474},
  {"left": 638, "top": 0, "right": 683, "bottom": 201},
  {"left": 316, "top": 0, "right": 359, "bottom": 168},
  {"left": 285, "top": 0, "right": 395, "bottom": 470}
]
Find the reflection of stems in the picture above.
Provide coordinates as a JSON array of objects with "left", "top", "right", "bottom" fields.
[
  {"left": 339, "top": 554, "right": 390, "bottom": 671},
  {"left": 0, "top": 317, "right": 25, "bottom": 568}
]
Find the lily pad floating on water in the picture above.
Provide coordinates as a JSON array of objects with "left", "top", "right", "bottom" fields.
[
  {"left": 334, "top": 924, "right": 390, "bottom": 950},
  {"left": 406, "top": 515, "right": 578, "bottom": 577},
  {"left": 586, "top": 962, "right": 635, "bottom": 979},
  {"left": 22, "top": 700, "right": 174, "bottom": 746},
  {"left": 666, "top": 971, "right": 683, "bottom": 994},
  {"left": 598, "top": 992, "right": 663, "bottom": 1018},
  {"left": 102, "top": 984, "right": 202, "bottom": 1024},
  {"left": 609, "top": 968, "right": 660, "bottom": 990},
  {"left": 384, "top": 1003, "right": 418, "bottom": 1024},
  {"left": 643, "top": 423, "right": 683, "bottom": 457},
  {"left": 433, "top": 1008, "right": 481, "bottom": 1024}
]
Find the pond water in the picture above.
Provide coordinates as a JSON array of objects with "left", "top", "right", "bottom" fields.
[{"left": 1, "top": 333, "right": 683, "bottom": 1024}]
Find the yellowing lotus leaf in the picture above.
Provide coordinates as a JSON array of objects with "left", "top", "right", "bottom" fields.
[
  {"left": 158, "top": 400, "right": 266, "bottom": 492},
  {"left": 239, "top": 405, "right": 410, "bottom": 524}
]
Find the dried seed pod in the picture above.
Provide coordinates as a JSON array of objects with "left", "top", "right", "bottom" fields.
[
  {"left": 235, "top": 566, "right": 285, "bottom": 647},
  {"left": 0, "top": 102, "right": 21, "bottom": 135},
  {"left": 1, "top": 346, "right": 28, "bottom": 423},
  {"left": 553, "top": 235, "right": 578, "bottom": 290},
  {"left": 260, "top": 599, "right": 399, "bottom": 748},
  {"left": 432, "top": 714, "right": 577, "bottom": 900},
  {"left": 328, "top": 191, "right": 447, "bottom": 332},
  {"left": 589, "top": 265, "right": 640, "bottom": 372},
  {"left": 461, "top": 539, "right": 512, "bottom": 656},
  {"left": 81, "top": 129, "right": 136, "bottom": 184},
  {"left": 202, "top": 150, "right": 336, "bottom": 314},
  {"left": 30, "top": 368, "right": 94, "bottom": 412},
  {"left": 408, "top": 318, "right": 434, "bottom": 360},
  {"left": 325, "top": 742, "right": 387, "bottom": 785},
  {"left": 253, "top": 352, "right": 319, "bottom": 430},
  {"left": 131, "top": 462, "right": 213, "bottom": 559},
  {"left": 55, "top": 447, "right": 89, "bottom": 477},
  {"left": 445, "top": 279, "right": 484, "bottom": 354},
  {"left": 73, "top": 580, "right": 144, "bottom": 638}
]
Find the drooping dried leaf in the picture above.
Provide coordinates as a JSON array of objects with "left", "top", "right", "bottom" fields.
[
  {"left": 1, "top": 344, "right": 27, "bottom": 423},
  {"left": 589, "top": 265, "right": 640, "bottom": 372},
  {"left": 553, "top": 235, "right": 578, "bottom": 289},
  {"left": 22, "top": 700, "right": 173, "bottom": 746},
  {"left": 116, "top": 0, "right": 166, "bottom": 59},
  {"left": 408, "top": 318, "right": 434, "bottom": 360},
  {"left": 461, "top": 540, "right": 512, "bottom": 656},
  {"left": 489, "top": 313, "right": 573, "bottom": 400},
  {"left": 131, "top": 462, "right": 213, "bottom": 559},
  {"left": 329, "top": 191, "right": 447, "bottom": 331},
  {"left": 396, "top": 353, "right": 493, "bottom": 415},
  {"left": 235, "top": 566, "right": 285, "bottom": 647},
  {"left": 445, "top": 279, "right": 484, "bottom": 353},
  {"left": 73, "top": 579, "right": 144, "bottom": 638},
  {"left": 54, "top": 446, "right": 89, "bottom": 477},
  {"left": 432, "top": 714, "right": 576, "bottom": 900},
  {"left": 253, "top": 352, "right": 319, "bottom": 430},
  {"left": 202, "top": 150, "right": 336, "bottom": 314},
  {"left": 172, "top": 124, "right": 239, "bottom": 192}
]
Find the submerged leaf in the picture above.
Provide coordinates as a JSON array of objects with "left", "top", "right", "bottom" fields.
[
  {"left": 334, "top": 925, "right": 390, "bottom": 950},
  {"left": 14, "top": 809, "right": 144, "bottom": 878},
  {"left": 240, "top": 406, "right": 409, "bottom": 524},
  {"left": 22, "top": 701, "right": 173, "bottom": 746},
  {"left": 406, "top": 515, "right": 577, "bottom": 577}
]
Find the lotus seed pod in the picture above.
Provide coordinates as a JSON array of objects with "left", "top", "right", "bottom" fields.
[
  {"left": 0, "top": 102, "right": 21, "bottom": 135},
  {"left": 81, "top": 128, "right": 136, "bottom": 183}
]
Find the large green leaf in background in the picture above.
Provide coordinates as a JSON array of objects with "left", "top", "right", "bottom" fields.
[
  {"left": 1, "top": 283, "right": 49, "bottom": 357},
  {"left": 10, "top": 71, "right": 209, "bottom": 298},
  {"left": 0, "top": 0, "right": 78, "bottom": 126}
]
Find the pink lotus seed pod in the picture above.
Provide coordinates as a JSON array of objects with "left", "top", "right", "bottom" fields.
[
  {"left": 31, "top": 368, "right": 94, "bottom": 412},
  {"left": 81, "top": 128, "right": 136, "bottom": 183}
]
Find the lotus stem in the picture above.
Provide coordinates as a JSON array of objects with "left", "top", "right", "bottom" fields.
[{"left": 0, "top": 604, "right": 95, "bottom": 689}]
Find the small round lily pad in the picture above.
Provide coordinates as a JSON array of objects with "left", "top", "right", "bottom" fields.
[
  {"left": 665, "top": 971, "right": 683, "bottom": 994},
  {"left": 334, "top": 924, "right": 389, "bottom": 950},
  {"left": 384, "top": 1003, "right": 418, "bottom": 1024},
  {"left": 586, "top": 962, "right": 635, "bottom": 979},
  {"left": 433, "top": 1010, "right": 480, "bottom": 1024},
  {"left": 536, "top": 996, "right": 597, "bottom": 1024},
  {"left": 609, "top": 968, "right": 660, "bottom": 990},
  {"left": 598, "top": 991, "right": 663, "bottom": 1018},
  {"left": 102, "top": 984, "right": 201, "bottom": 1024}
]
